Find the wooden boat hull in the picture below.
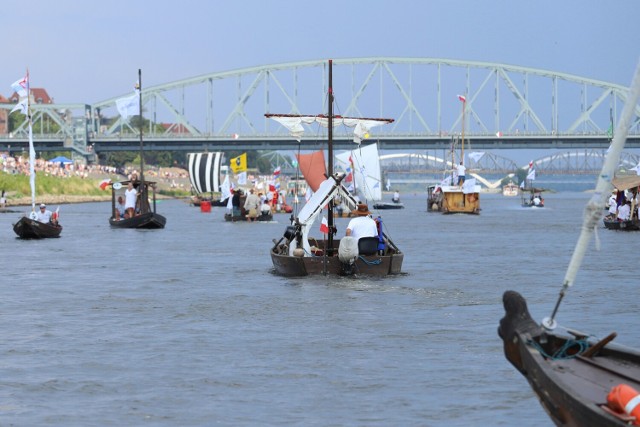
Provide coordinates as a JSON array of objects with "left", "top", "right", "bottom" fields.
[
  {"left": 271, "top": 238, "right": 403, "bottom": 277},
  {"left": 603, "top": 217, "right": 640, "bottom": 230},
  {"left": 225, "top": 213, "right": 273, "bottom": 222},
  {"left": 13, "top": 217, "right": 62, "bottom": 238},
  {"left": 109, "top": 212, "right": 166, "bottom": 229},
  {"left": 499, "top": 291, "right": 640, "bottom": 426},
  {"left": 373, "top": 202, "right": 405, "bottom": 210},
  {"left": 442, "top": 191, "right": 480, "bottom": 214}
]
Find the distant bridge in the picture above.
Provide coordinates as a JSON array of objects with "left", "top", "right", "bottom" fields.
[{"left": 1, "top": 57, "right": 639, "bottom": 163}]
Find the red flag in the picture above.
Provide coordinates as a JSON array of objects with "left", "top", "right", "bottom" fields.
[
  {"left": 458, "top": 94, "right": 466, "bottom": 103},
  {"left": 320, "top": 216, "right": 329, "bottom": 234},
  {"left": 99, "top": 179, "right": 111, "bottom": 190}
]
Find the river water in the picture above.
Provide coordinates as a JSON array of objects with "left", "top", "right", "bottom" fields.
[{"left": 1, "top": 192, "right": 638, "bottom": 426}]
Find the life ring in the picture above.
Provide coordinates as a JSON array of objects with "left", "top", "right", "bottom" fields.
[{"left": 607, "top": 384, "right": 640, "bottom": 422}]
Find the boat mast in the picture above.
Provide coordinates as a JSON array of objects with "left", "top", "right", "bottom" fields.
[
  {"left": 327, "top": 59, "right": 335, "bottom": 255},
  {"left": 137, "top": 68, "right": 149, "bottom": 213},
  {"left": 460, "top": 95, "right": 466, "bottom": 163}
]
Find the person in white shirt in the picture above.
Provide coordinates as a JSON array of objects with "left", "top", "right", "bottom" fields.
[
  {"left": 607, "top": 192, "right": 618, "bottom": 219},
  {"left": 617, "top": 200, "right": 631, "bottom": 221},
  {"left": 124, "top": 182, "right": 138, "bottom": 218},
  {"left": 346, "top": 204, "right": 378, "bottom": 240},
  {"left": 457, "top": 162, "right": 466, "bottom": 185},
  {"left": 36, "top": 203, "right": 52, "bottom": 223}
]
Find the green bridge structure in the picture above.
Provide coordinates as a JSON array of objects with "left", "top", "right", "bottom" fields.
[{"left": 1, "top": 57, "right": 639, "bottom": 174}]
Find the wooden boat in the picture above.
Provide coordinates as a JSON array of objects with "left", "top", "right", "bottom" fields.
[
  {"left": 13, "top": 216, "right": 62, "bottom": 238},
  {"left": 108, "top": 69, "right": 166, "bottom": 230},
  {"left": 603, "top": 217, "right": 640, "bottom": 230},
  {"left": 499, "top": 61, "right": 640, "bottom": 426},
  {"left": 372, "top": 201, "right": 404, "bottom": 210},
  {"left": 603, "top": 175, "right": 640, "bottom": 230},
  {"left": 265, "top": 59, "right": 403, "bottom": 277},
  {"left": 499, "top": 291, "right": 640, "bottom": 426},
  {"left": 521, "top": 188, "right": 545, "bottom": 208},
  {"left": 9, "top": 70, "right": 63, "bottom": 239}
]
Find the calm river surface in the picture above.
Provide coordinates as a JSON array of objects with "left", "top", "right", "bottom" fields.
[{"left": 1, "top": 192, "right": 638, "bottom": 426}]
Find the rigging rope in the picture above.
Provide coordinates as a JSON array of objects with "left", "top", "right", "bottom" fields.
[{"left": 528, "top": 338, "right": 590, "bottom": 360}]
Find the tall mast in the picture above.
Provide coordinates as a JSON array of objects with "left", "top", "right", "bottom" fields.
[
  {"left": 327, "top": 59, "right": 335, "bottom": 255},
  {"left": 460, "top": 96, "right": 465, "bottom": 162},
  {"left": 138, "top": 68, "right": 145, "bottom": 185}
]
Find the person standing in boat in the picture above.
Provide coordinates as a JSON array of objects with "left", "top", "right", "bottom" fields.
[
  {"left": 124, "top": 181, "right": 138, "bottom": 218},
  {"left": 243, "top": 188, "right": 261, "bottom": 221},
  {"left": 456, "top": 162, "right": 466, "bottom": 185},
  {"left": 346, "top": 204, "right": 378, "bottom": 240},
  {"left": 231, "top": 189, "right": 242, "bottom": 217},
  {"left": 607, "top": 191, "right": 618, "bottom": 219},
  {"left": 36, "top": 203, "right": 53, "bottom": 223}
]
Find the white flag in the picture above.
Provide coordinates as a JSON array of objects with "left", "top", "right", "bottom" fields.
[
  {"left": 468, "top": 152, "right": 485, "bottom": 162},
  {"left": 116, "top": 89, "right": 140, "bottom": 119},
  {"left": 237, "top": 171, "right": 247, "bottom": 185},
  {"left": 11, "top": 75, "right": 28, "bottom": 97},
  {"left": 462, "top": 178, "right": 477, "bottom": 194},
  {"left": 519, "top": 181, "right": 525, "bottom": 189},
  {"left": 526, "top": 169, "right": 536, "bottom": 181},
  {"left": 10, "top": 98, "right": 28, "bottom": 115}
]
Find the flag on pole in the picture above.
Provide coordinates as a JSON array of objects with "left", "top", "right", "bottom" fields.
[
  {"left": 457, "top": 94, "right": 466, "bottom": 103},
  {"left": 116, "top": 89, "right": 140, "bottom": 119},
  {"left": 320, "top": 216, "right": 329, "bottom": 234},
  {"left": 519, "top": 181, "right": 525, "bottom": 189},
  {"left": 230, "top": 153, "right": 247, "bottom": 174},
  {"left": 273, "top": 166, "right": 281, "bottom": 177},
  {"left": 468, "top": 151, "right": 485, "bottom": 162},
  {"left": 10, "top": 72, "right": 30, "bottom": 115},
  {"left": 528, "top": 160, "right": 534, "bottom": 170},
  {"left": 526, "top": 169, "right": 536, "bottom": 181},
  {"left": 237, "top": 171, "right": 247, "bottom": 185}
]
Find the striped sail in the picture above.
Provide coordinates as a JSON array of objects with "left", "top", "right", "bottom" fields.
[{"left": 188, "top": 152, "right": 223, "bottom": 194}]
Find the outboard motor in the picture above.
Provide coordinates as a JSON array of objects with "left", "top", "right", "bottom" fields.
[{"left": 338, "top": 236, "right": 358, "bottom": 275}]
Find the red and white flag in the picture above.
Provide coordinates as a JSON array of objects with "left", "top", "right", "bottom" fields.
[
  {"left": 457, "top": 94, "right": 466, "bottom": 103},
  {"left": 320, "top": 216, "right": 329, "bottom": 234},
  {"left": 273, "top": 166, "right": 281, "bottom": 177}
]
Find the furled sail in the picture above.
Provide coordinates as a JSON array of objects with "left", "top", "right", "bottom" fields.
[
  {"left": 295, "top": 150, "right": 327, "bottom": 193},
  {"left": 188, "top": 152, "right": 223, "bottom": 194},
  {"left": 266, "top": 114, "right": 394, "bottom": 144}
]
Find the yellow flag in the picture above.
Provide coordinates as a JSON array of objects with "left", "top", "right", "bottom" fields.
[{"left": 230, "top": 153, "right": 247, "bottom": 174}]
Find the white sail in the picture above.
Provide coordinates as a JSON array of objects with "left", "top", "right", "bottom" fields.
[{"left": 335, "top": 143, "right": 382, "bottom": 202}]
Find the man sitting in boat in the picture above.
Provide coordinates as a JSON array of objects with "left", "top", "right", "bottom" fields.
[
  {"left": 346, "top": 204, "right": 378, "bottom": 240},
  {"left": 617, "top": 200, "right": 631, "bottom": 221},
  {"left": 533, "top": 194, "right": 542, "bottom": 206},
  {"left": 392, "top": 190, "right": 400, "bottom": 203},
  {"left": 36, "top": 203, "right": 53, "bottom": 223}
]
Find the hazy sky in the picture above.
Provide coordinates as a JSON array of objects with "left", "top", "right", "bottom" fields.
[{"left": 3, "top": 0, "right": 639, "bottom": 105}]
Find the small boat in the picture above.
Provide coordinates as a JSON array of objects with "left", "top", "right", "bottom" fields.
[
  {"left": 372, "top": 201, "right": 405, "bottom": 210},
  {"left": 108, "top": 70, "right": 166, "bottom": 230},
  {"left": 428, "top": 97, "right": 481, "bottom": 214},
  {"left": 521, "top": 188, "right": 545, "bottom": 208},
  {"left": 224, "top": 211, "right": 273, "bottom": 222},
  {"left": 13, "top": 216, "right": 62, "bottom": 238},
  {"left": 9, "top": 70, "right": 63, "bottom": 239},
  {"left": 265, "top": 59, "right": 403, "bottom": 277},
  {"left": 502, "top": 181, "right": 519, "bottom": 197},
  {"left": 603, "top": 175, "right": 640, "bottom": 230},
  {"left": 499, "top": 61, "right": 640, "bottom": 426}
]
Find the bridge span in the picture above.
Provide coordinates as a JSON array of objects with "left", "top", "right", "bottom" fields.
[{"left": 1, "top": 57, "right": 639, "bottom": 162}]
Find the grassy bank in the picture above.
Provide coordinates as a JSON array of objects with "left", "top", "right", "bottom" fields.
[{"left": 0, "top": 172, "right": 191, "bottom": 206}]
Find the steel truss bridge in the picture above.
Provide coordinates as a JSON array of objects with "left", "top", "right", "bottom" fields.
[{"left": 1, "top": 57, "right": 639, "bottom": 172}]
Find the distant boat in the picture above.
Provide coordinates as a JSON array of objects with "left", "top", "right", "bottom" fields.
[
  {"left": 108, "top": 69, "right": 166, "bottom": 230},
  {"left": 521, "top": 187, "right": 545, "bottom": 208},
  {"left": 502, "top": 181, "right": 519, "bottom": 197},
  {"left": 603, "top": 175, "right": 640, "bottom": 230},
  {"left": 9, "top": 70, "right": 63, "bottom": 239},
  {"left": 499, "top": 60, "right": 640, "bottom": 427},
  {"left": 265, "top": 59, "right": 403, "bottom": 277}
]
